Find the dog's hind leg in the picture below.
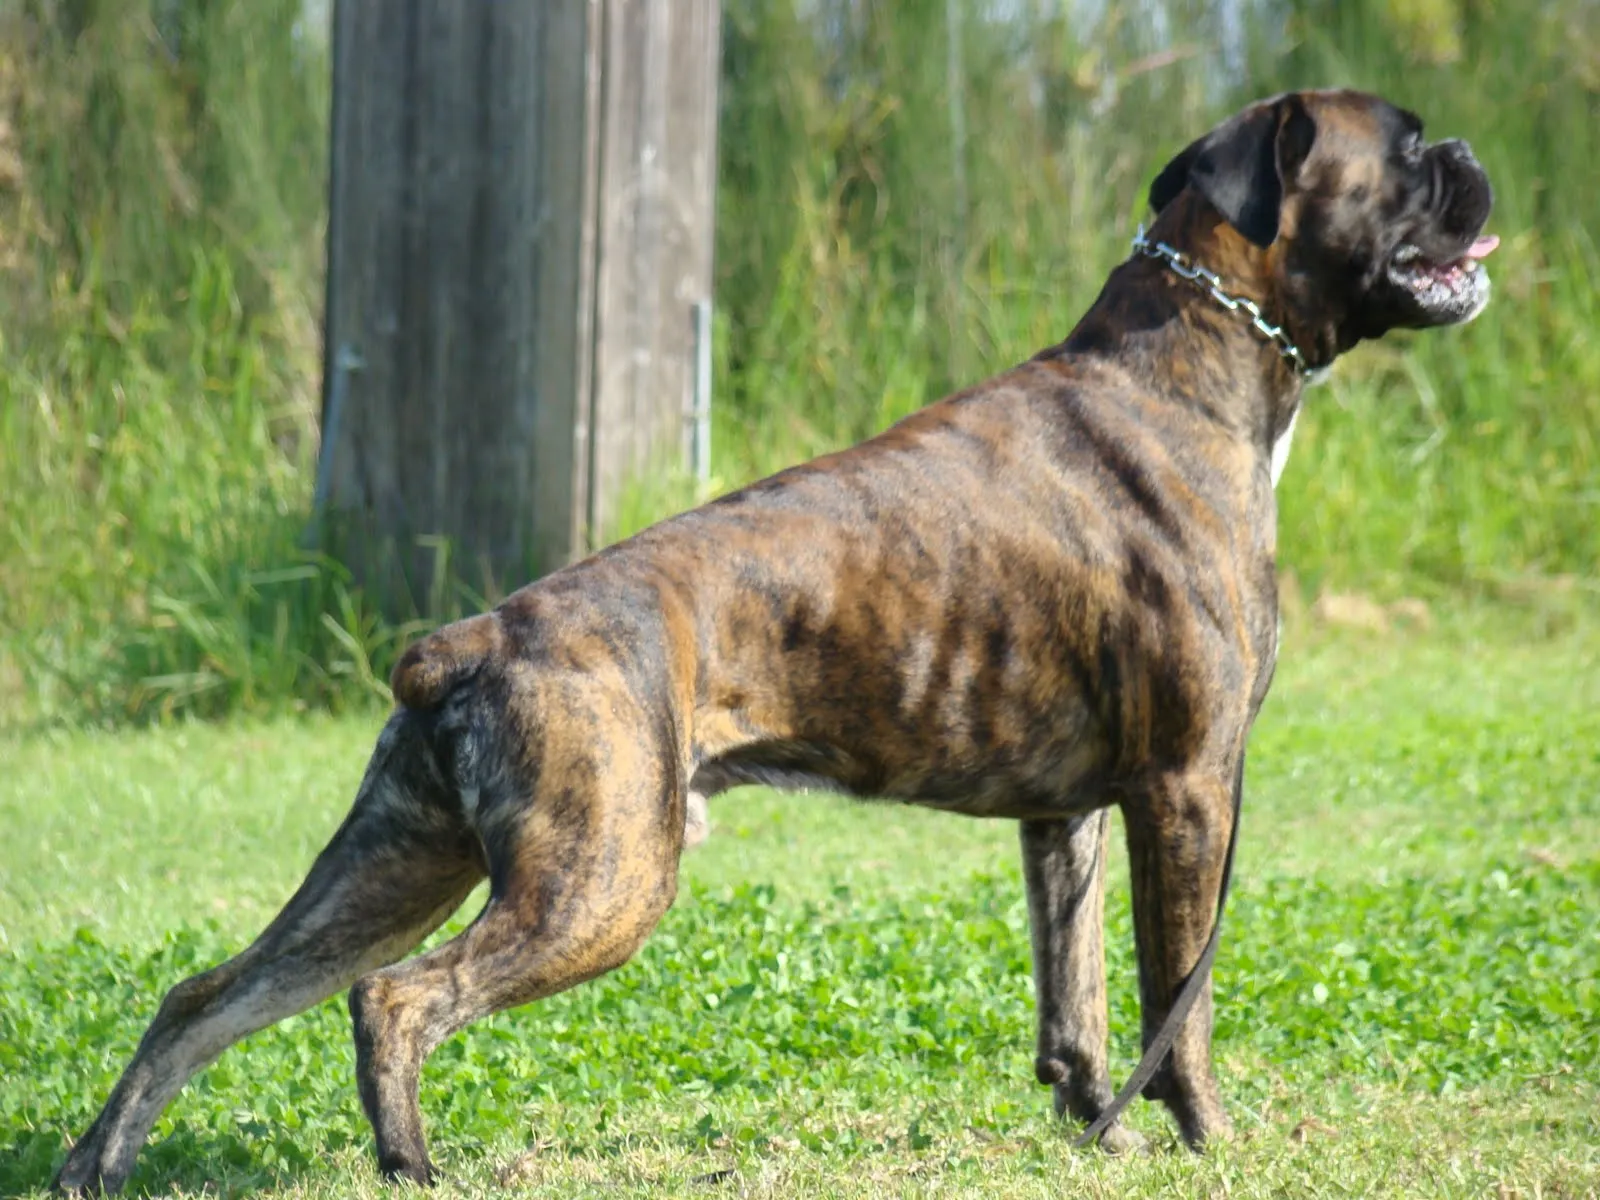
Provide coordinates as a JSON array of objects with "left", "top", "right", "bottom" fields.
[
  {"left": 347, "top": 728, "right": 684, "bottom": 1185},
  {"left": 1122, "top": 768, "right": 1237, "bottom": 1149},
  {"left": 53, "top": 718, "right": 486, "bottom": 1196},
  {"left": 1020, "top": 811, "right": 1145, "bottom": 1154}
]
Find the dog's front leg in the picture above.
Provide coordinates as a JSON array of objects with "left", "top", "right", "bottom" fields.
[
  {"left": 1122, "top": 769, "right": 1236, "bottom": 1148},
  {"left": 1019, "top": 811, "right": 1144, "bottom": 1153}
]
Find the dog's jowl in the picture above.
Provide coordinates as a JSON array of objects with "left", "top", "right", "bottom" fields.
[{"left": 55, "top": 89, "right": 1495, "bottom": 1193}]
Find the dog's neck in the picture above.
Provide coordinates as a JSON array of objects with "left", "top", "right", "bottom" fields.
[{"left": 1053, "top": 194, "right": 1311, "bottom": 457}]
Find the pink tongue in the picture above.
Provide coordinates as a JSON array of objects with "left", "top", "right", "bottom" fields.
[{"left": 1466, "top": 235, "right": 1499, "bottom": 259}]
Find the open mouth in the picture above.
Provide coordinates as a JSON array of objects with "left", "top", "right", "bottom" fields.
[{"left": 1387, "top": 234, "right": 1499, "bottom": 318}]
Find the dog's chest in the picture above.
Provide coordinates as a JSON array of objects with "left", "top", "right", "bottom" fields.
[{"left": 1270, "top": 407, "right": 1300, "bottom": 489}]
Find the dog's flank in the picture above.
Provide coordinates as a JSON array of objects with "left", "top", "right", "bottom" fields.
[{"left": 55, "top": 90, "right": 1495, "bottom": 1194}]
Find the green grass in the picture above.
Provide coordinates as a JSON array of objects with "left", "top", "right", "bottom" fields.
[{"left": 3, "top": 616, "right": 1597, "bottom": 1198}]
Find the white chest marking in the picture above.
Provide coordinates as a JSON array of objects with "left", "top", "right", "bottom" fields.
[
  {"left": 1271, "top": 408, "right": 1300, "bottom": 489},
  {"left": 460, "top": 786, "right": 480, "bottom": 819}
]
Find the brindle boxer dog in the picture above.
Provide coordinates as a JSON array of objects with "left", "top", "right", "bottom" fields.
[{"left": 56, "top": 88, "right": 1496, "bottom": 1193}]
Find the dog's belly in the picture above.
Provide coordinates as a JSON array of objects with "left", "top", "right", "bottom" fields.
[
  {"left": 687, "top": 718, "right": 1109, "bottom": 821},
  {"left": 679, "top": 572, "right": 1124, "bottom": 820}
]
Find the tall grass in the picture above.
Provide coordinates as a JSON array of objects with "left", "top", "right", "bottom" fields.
[
  {"left": 1, "top": 0, "right": 1597, "bottom": 725},
  {"left": 0, "top": 1, "right": 363, "bottom": 723}
]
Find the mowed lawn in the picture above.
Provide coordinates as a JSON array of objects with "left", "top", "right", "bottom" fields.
[{"left": 2, "top": 614, "right": 1597, "bottom": 1198}]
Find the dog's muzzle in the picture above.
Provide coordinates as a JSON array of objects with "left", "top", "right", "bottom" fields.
[{"left": 1384, "top": 139, "right": 1498, "bottom": 326}]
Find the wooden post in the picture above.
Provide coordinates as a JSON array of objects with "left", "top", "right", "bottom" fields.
[{"left": 316, "top": 0, "right": 720, "bottom": 609}]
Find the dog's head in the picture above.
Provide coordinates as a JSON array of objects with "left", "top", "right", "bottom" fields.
[{"left": 1149, "top": 90, "right": 1496, "bottom": 356}]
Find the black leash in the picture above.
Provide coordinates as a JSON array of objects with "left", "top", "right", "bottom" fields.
[{"left": 1072, "top": 759, "right": 1245, "bottom": 1148}]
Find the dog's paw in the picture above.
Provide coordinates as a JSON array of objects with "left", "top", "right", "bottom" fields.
[
  {"left": 379, "top": 1154, "right": 438, "bottom": 1188},
  {"left": 1044, "top": 1079, "right": 1149, "bottom": 1157},
  {"left": 1176, "top": 1108, "right": 1233, "bottom": 1153},
  {"left": 52, "top": 1148, "right": 129, "bottom": 1196},
  {"left": 1094, "top": 1122, "right": 1149, "bottom": 1156}
]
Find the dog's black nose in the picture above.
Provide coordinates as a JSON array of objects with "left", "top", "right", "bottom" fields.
[
  {"left": 1424, "top": 137, "right": 1492, "bottom": 234},
  {"left": 1435, "top": 138, "right": 1481, "bottom": 170}
]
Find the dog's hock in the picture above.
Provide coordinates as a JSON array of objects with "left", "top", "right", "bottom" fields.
[{"left": 391, "top": 613, "right": 505, "bottom": 709}]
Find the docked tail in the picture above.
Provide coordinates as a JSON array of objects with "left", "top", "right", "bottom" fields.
[{"left": 390, "top": 613, "right": 505, "bottom": 709}]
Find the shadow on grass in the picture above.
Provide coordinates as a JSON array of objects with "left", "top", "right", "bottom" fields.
[{"left": 0, "top": 1122, "right": 355, "bottom": 1200}]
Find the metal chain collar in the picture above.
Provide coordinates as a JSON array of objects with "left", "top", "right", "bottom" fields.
[{"left": 1131, "top": 225, "right": 1312, "bottom": 377}]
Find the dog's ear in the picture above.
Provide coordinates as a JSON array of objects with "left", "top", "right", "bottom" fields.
[{"left": 1149, "top": 95, "right": 1317, "bottom": 248}]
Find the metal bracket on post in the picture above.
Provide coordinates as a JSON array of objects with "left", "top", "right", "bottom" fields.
[
  {"left": 312, "top": 344, "right": 365, "bottom": 512},
  {"left": 690, "top": 298, "right": 713, "bottom": 484}
]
